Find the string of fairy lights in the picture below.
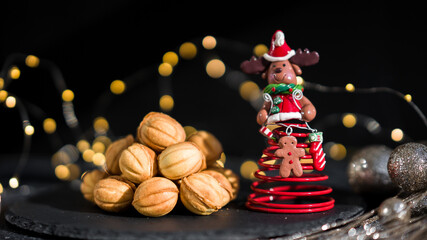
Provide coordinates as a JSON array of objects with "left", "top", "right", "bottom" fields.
[{"left": 1, "top": 35, "right": 426, "bottom": 194}]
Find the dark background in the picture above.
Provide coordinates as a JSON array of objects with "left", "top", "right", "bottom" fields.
[{"left": 1, "top": 1, "right": 426, "bottom": 160}]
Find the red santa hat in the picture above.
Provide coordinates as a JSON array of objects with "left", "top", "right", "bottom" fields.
[{"left": 263, "top": 30, "right": 295, "bottom": 62}]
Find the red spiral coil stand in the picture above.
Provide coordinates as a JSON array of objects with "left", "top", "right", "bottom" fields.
[{"left": 246, "top": 122, "right": 335, "bottom": 213}]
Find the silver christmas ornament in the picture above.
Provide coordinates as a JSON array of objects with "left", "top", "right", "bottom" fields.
[
  {"left": 388, "top": 143, "right": 427, "bottom": 193},
  {"left": 347, "top": 145, "right": 395, "bottom": 194}
]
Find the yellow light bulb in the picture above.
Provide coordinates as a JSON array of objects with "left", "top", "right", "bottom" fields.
[
  {"left": 342, "top": 113, "right": 357, "bottom": 128},
  {"left": 240, "top": 160, "right": 258, "bottom": 180},
  {"left": 67, "top": 163, "right": 81, "bottom": 180},
  {"left": 0, "top": 90, "right": 8, "bottom": 102},
  {"left": 43, "top": 118, "right": 56, "bottom": 134},
  {"left": 25, "top": 55, "right": 40, "bottom": 68},
  {"left": 158, "top": 62, "right": 173, "bottom": 77},
  {"left": 391, "top": 128, "right": 404, "bottom": 142},
  {"left": 183, "top": 126, "right": 197, "bottom": 139},
  {"left": 329, "top": 143, "right": 347, "bottom": 161},
  {"left": 239, "top": 81, "right": 260, "bottom": 101},
  {"left": 62, "top": 89, "right": 74, "bottom": 102},
  {"left": 206, "top": 59, "right": 226, "bottom": 78},
  {"left": 93, "top": 116, "right": 109, "bottom": 133},
  {"left": 9, "top": 66, "right": 20, "bottom": 79},
  {"left": 345, "top": 83, "right": 355, "bottom": 92},
  {"left": 202, "top": 35, "right": 217, "bottom": 50},
  {"left": 92, "top": 153, "right": 106, "bottom": 166},
  {"left": 77, "top": 139, "right": 90, "bottom": 153},
  {"left": 5, "top": 96, "right": 16, "bottom": 108},
  {"left": 110, "top": 80, "right": 126, "bottom": 95},
  {"left": 92, "top": 141, "right": 106, "bottom": 153},
  {"left": 159, "top": 95, "right": 174, "bottom": 112},
  {"left": 163, "top": 51, "right": 179, "bottom": 67},
  {"left": 9, "top": 177, "right": 19, "bottom": 188},
  {"left": 24, "top": 125, "right": 35, "bottom": 136},
  {"left": 219, "top": 152, "right": 226, "bottom": 164},
  {"left": 179, "top": 42, "right": 197, "bottom": 60},
  {"left": 82, "top": 149, "right": 95, "bottom": 162},
  {"left": 55, "top": 165, "right": 70, "bottom": 180},
  {"left": 404, "top": 94, "right": 412, "bottom": 102},
  {"left": 253, "top": 44, "right": 268, "bottom": 57}
]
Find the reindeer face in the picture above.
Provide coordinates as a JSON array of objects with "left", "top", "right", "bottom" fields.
[{"left": 263, "top": 60, "right": 298, "bottom": 85}]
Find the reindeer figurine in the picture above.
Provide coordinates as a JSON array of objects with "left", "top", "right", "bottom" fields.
[{"left": 241, "top": 30, "right": 325, "bottom": 177}]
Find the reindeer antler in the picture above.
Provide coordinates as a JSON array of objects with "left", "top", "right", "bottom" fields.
[
  {"left": 240, "top": 56, "right": 269, "bottom": 75},
  {"left": 289, "top": 48, "right": 319, "bottom": 67}
]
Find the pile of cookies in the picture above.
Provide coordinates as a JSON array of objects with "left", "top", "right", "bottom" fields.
[{"left": 80, "top": 112, "right": 239, "bottom": 217}]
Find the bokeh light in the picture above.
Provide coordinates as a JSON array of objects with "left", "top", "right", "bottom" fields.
[
  {"left": 5, "top": 96, "right": 16, "bottom": 108},
  {"left": 110, "top": 80, "right": 126, "bottom": 95},
  {"left": 391, "top": 128, "right": 404, "bottom": 142},
  {"left": 9, "top": 66, "right": 20, "bottom": 79},
  {"left": 43, "top": 118, "right": 57, "bottom": 134},
  {"left": 179, "top": 42, "right": 197, "bottom": 60},
  {"left": 0, "top": 90, "right": 7, "bottom": 102},
  {"left": 62, "top": 89, "right": 74, "bottom": 102},
  {"left": 158, "top": 62, "right": 173, "bottom": 77},
  {"left": 240, "top": 160, "right": 258, "bottom": 180},
  {"left": 329, "top": 143, "right": 347, "bottom": 161},
  {"left": 51, "top": 151, "right": 70, "bottom": 166},
  {"left": 163, "top": 51, "right": 179, "bottom": 67},
  {"left": 67, "top": 163, "right": 81, "bottom": 180},
  {"left": 24, "top": 125, "right": 35, "bottom": 136},
  {"left": 219, "top": 152, "right": 226, "bottom": 164},
  {"left": 253, "top": 44, "right": 268, "bottom": 57},
  {"left": 345, "top": 83, "right": 355, "bottom": 92},
  {"left": 239, "top": 80, "right": 260, "bottom": 101},
  {"left": 55, "top": 165, "right": 70, "bottom": 180},
  {"left": 159, "top": 94, "right": 174, "bottom": 112},
  {"left": 82, "top": 149, "right": 95, "bottom": 162},
  {"left": 93, "top": 116, "right": 109, "bottom": 134},
  {"left": 206, "top": 59, "right": 226, "bottom": 78},
  {"left": 183, "top": 125, "right": 197, "bottom": 139},
  {"left": 202, "top": 35, "right": 216, "bottom": 50},
  {"left": 92, "top": 141, "right": 106, "bottom": 153},
  {"left": 296, "top": 76, "right": 304, "bottom": 85},
  {"left": 342, "top": 113, "right": 357, "bottom": 128},
  {"left": 94, "top": 136, "right": 112, "bottom": 149},
  {"left": 25, "top": 55, "right": 40, "bottom": 68},
  {"left": 77, "top": 139, "right": 90, "bottom": 153},
  {"left": 9, "top": 177, "right": 19, "bottom": 188},
  {"left": 0, "top": 77, "right": 4, "bottom": 89},
  {"left": 404, "top": 94, "right": 412, "bottom": 102},
  {"left": 92, "top": 153, "right": 106, "bottom": 166}
]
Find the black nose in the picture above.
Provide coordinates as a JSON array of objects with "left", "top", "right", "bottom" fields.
[{"left": 274, "top": 68, "right": 282, "bottom": 73}]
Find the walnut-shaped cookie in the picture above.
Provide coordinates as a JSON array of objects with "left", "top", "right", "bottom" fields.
[
  {"left": 137, "top": 112, "right": 186, "bottom": 152},
  {"left": 274, "top": 136, "right": 305, "bottom": 178}
]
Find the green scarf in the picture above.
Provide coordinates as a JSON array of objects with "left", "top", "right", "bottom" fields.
[{"left": 263, "top": 83, "right": 303, "bottom": 95}]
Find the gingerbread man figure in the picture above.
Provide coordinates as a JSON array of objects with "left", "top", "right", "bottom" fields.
[{"left": 274, "top": 136, "right": 305, "bottom": 178}]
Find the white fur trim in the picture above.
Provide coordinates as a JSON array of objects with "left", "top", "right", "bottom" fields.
[
  {"left": 266, "top": 112, "right": 302, "bottom": 124},
  {"left": 263, "top": 49, "right": 295, "bottom": 62}
]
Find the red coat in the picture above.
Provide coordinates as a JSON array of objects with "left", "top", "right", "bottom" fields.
[{"left": 267, "top": 93, "right": 302, "bottom": 124}]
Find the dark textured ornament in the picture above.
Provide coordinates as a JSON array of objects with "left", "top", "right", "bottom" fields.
[
  {"left": 388, "top": 143, "right": 427, "bottom": 193},
  {"left": 347, "top": 145, "right": 395, "bottom": 194}
]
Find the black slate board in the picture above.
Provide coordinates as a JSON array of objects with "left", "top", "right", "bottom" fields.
[{"left": 4, "top": 183, "right": 364, "bottom": 240}]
